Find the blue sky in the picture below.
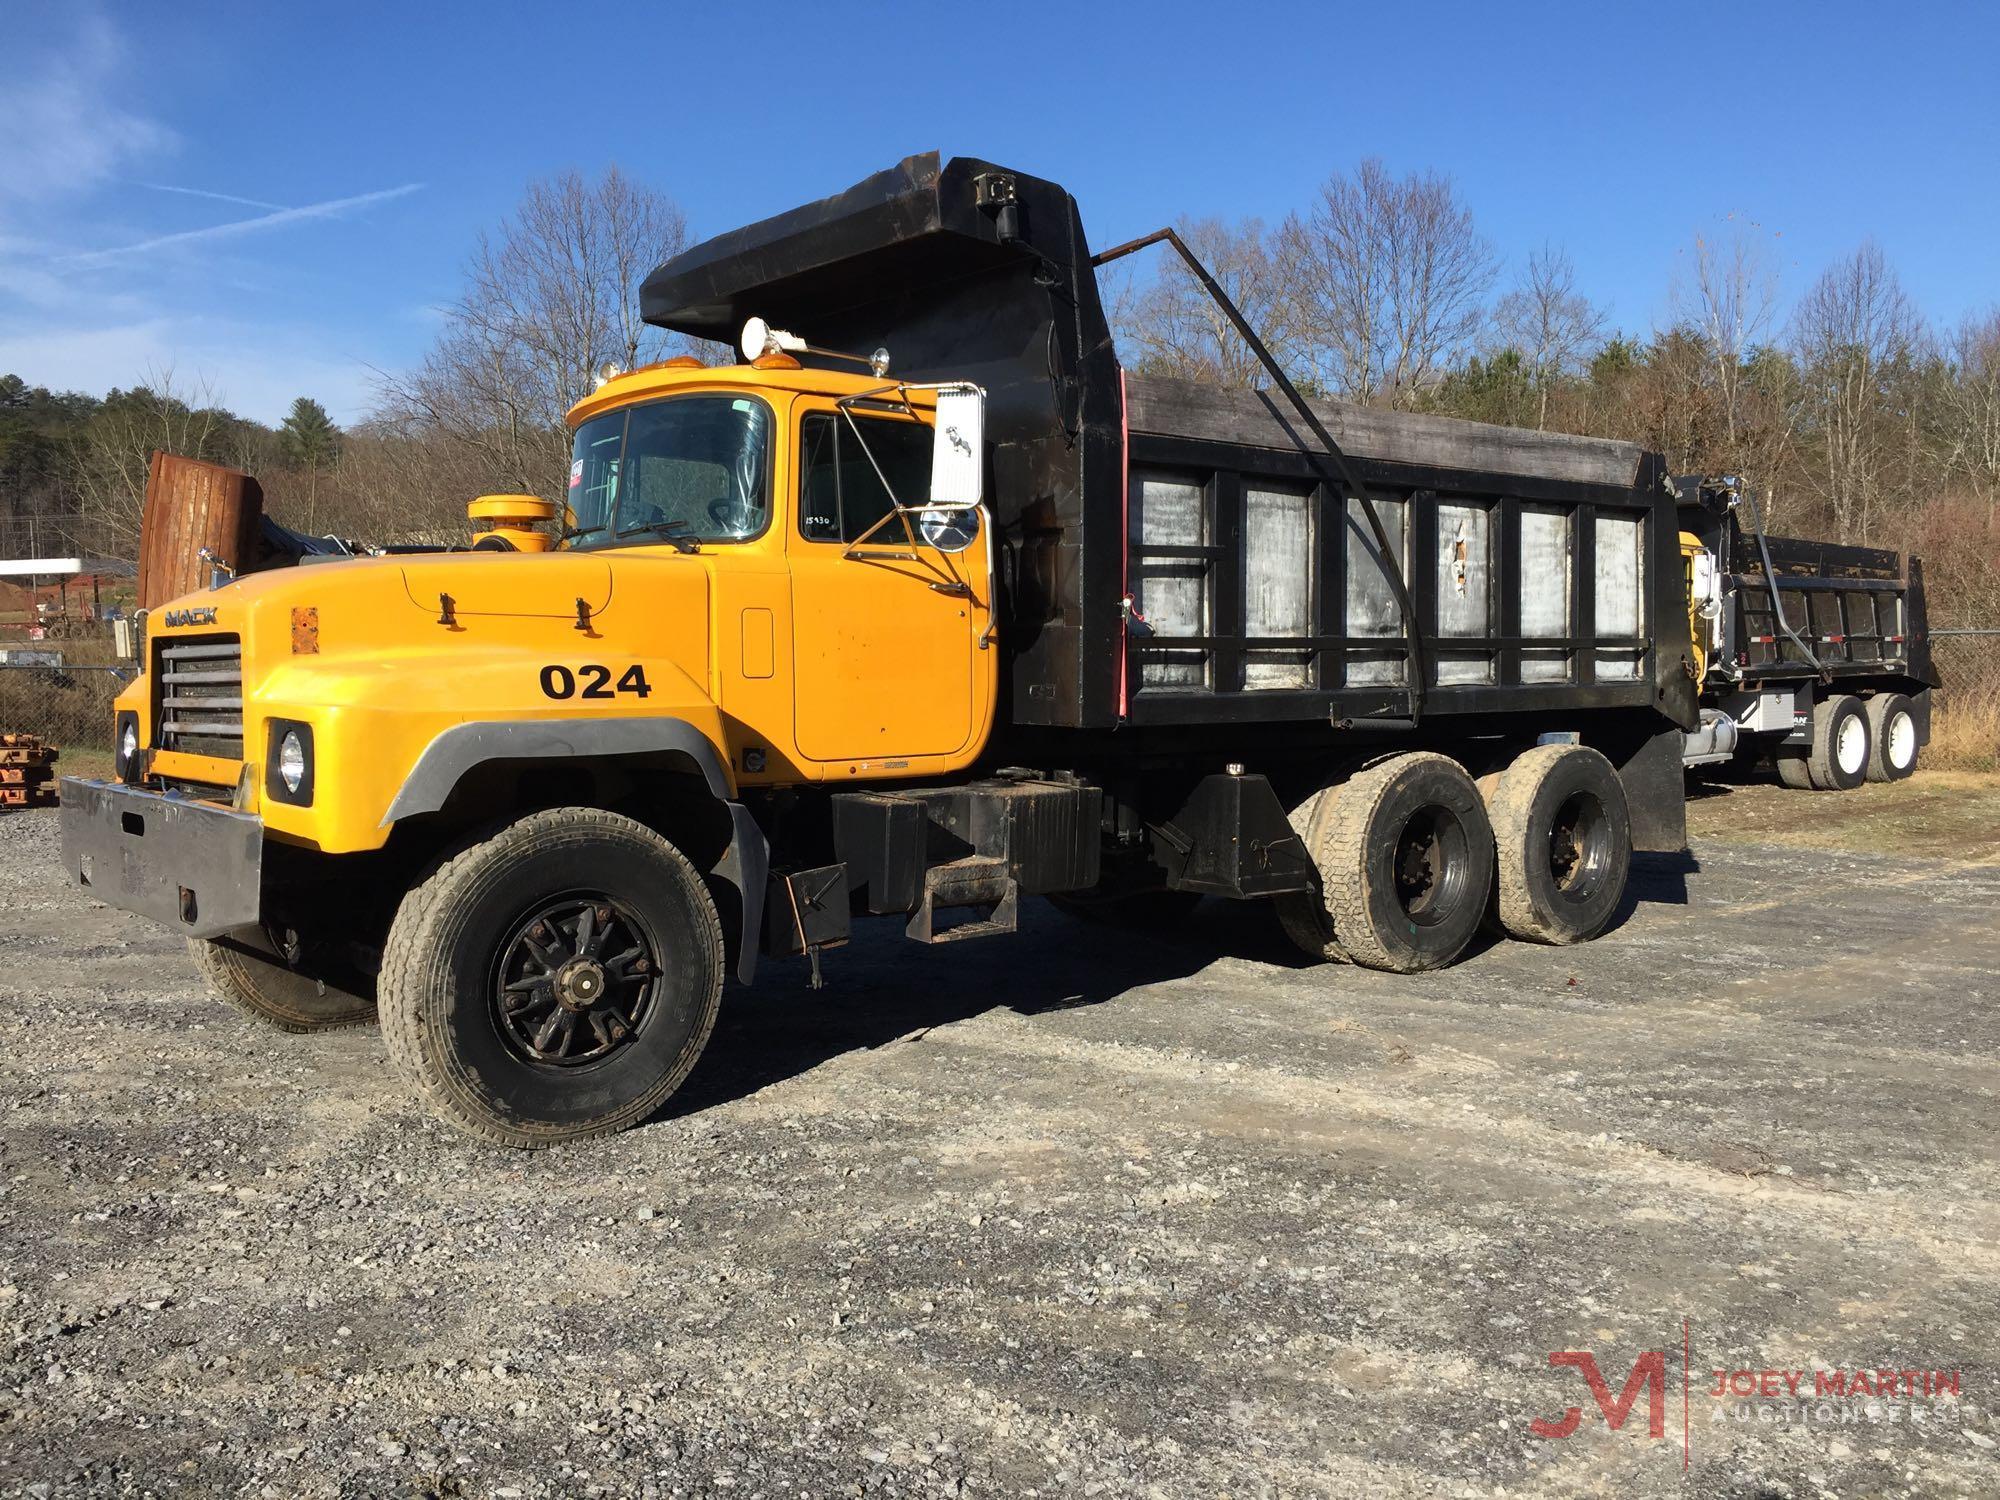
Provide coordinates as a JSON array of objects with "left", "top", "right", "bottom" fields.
[{"left": 2, "top": 0, "right": 1995, "bottom": 426}]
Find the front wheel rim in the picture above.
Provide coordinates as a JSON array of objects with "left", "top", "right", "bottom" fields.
[{"left": 494, "top": 895, "right": 658, "bottom": 1067}]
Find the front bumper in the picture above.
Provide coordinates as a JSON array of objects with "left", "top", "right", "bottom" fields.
[{"left": 59, "top": 778, "right": 263, "bottom": 940}]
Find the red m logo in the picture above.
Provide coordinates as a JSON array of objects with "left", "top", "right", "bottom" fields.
[{"left": 1531, "top": 1351, "right": 1668, "bottom": 1439}]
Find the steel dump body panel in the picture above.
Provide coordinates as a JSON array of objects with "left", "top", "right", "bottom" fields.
[
  {"left": 1678, "top": 494, "right": 1939, "bottom": 694},
  {"left": 1722, "top": 531, "right": 1937, "bottom": 691},
  {"left": 1122, "top": 378, "right": 1694, "bottom": 729}
]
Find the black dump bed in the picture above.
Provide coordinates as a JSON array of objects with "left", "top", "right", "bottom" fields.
[
  {"left": 1677, "top": 483, "right": 1937, "bottom": 691},
  {"left": 644, "top": 153, "right": 1698, "bottom": 738}
]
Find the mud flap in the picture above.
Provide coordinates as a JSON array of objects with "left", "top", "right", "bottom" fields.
[{"left": 1609, "top": 725, "right": 1689, "bottom": 854}]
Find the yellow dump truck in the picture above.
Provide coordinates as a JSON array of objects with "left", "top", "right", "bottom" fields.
[{"left": 64, "top": 154, "right": 1709, "bottom": 1146}]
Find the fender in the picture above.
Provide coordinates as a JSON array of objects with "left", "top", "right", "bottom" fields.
[{"left": 385, "top": 717, "right": 767, "bottom": 984}]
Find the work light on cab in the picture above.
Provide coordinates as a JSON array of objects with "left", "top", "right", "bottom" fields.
[{"left": 740, "top": 316, "right": 891, "bottom": 377}]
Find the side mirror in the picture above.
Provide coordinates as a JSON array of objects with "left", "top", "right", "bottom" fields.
[
  {"left": 918, "top": 506, "right": 980, "bottom": 554},
  {"left": 929, "top": 386, "right": 984, "bottom": 507}
]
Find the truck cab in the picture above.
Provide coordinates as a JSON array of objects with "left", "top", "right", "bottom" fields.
[
  {"left": 84, "top": 351, "right": 1000, "bottom": 844},
  {"left": 557, "top": 353, "right": 999, "bottom": 784},
  {"left": 63, "top": 342, "right": 1013, "bottom": 1142}
]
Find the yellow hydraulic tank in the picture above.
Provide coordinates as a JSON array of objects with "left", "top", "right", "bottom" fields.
[{"left": 468, "top": 495, "right": 558, "bottom": 553}]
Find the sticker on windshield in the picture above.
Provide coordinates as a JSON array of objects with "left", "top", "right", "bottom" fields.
[{"left": 569, "top": 459, "right": 583, "bottom": 489}]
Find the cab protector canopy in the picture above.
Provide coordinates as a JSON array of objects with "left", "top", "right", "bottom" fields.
[
  {"left": 643, "top": 152, "right": 1125, "bottom": 730},
  {"left": 642, "top": 152, "right": 1689, "bottom": 743}
]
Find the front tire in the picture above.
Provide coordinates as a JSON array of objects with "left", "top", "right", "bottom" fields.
[
  {"left": 1865, "top": 693, "right": 1919, "bottom": 782},
  {"left": 188, "top": 927, "right": 376, "bottom": 1032},
  {"left": 379, "top": 807, "right": 724, "bottom": 1148}
]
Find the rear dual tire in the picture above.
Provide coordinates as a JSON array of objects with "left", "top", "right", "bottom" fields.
[
  {"left": 1280, "top": 753, "right": 1495, "bottom": 973},
  {"left": 1279, "top": 744, "right": 1631, "bottom": 965},
  {"left": 1778, "top": 693, "right": 1884, "bottom": 791},
  {"left": 1275, "top": 784, "right": 1348, "bottom": 963},
  {"left": 1807, "top": 693, "right": 1872, "bottom": 791},
  {"left": 1484, "top": 745, "right": 1631, "bottom": 945},
  {"left": 1865, "top": 693, "right": 1919, "bottom": 783},
  {"left": 1775, "top": 751, "right": 1816, "bottom": 790}
]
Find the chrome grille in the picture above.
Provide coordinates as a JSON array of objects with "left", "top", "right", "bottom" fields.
[{"left": 156, "top": 635, "right": 244, "bottom": 757}]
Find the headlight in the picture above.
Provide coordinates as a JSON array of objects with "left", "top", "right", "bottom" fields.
[
  {"left": 264, "top": 719, "right": 314, "bottom": 805},
  {"left": 115, "top": 711, "right": 141, "bottom": 781},
  {"left": 278, "top": 731, "right": 307, "bottom": 793}
]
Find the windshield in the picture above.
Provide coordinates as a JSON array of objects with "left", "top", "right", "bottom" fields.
[{"left": 566, "top": 395, "right": 772, "bottom": 544}]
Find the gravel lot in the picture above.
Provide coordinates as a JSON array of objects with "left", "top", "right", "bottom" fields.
[{"left": 2, "top": 779, "right": 1996, "bottom": 1498}]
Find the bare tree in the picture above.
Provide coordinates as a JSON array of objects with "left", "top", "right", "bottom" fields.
[
  {"left": 1636, "top": 325, "right": 1719, "bottom": 477},
  {"left": 1491, "top": 245, "right": 1605, "bottom": 429},
  {"left": 379, "top": 168, "right": 692, "bottom": 502},
  {"left": 312, "top": 423, "right": 507, "bottom": 544},
  {"left": 1939, "top": 308, "right": 2000, "bottom": 516},
  {"left": 1114, "top": 217, "right": 1300, "bottom": 387},
  {"left": 1276, "top": 159, "right": 1496, "bottom": 406},
  {"left": 64, "top": 366, "right": 230, "bottom": 549},
  {"left": 1790, "top": 242, "right": 1927, "bottom": 540},
  {"left": 1672, "top": 226, "right": 1779, "bottom": 456}
]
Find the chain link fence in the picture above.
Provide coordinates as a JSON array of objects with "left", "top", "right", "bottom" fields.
[
  {"left": 1930, "top": 631, "right": 2000, "bottom": 771},
  {"left": 0, "top": 626, "right": 135, "bottom": 763}
]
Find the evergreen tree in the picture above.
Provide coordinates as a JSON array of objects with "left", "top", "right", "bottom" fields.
[
  {"left": 278, "top": 397, "right": 340, "bottom": 530},
  {"left": 278, "top": 397, "right": 339, "bottom": 469}
]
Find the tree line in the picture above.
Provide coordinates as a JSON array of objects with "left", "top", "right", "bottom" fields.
[
  {"left": 0, "top": 376, "right": 342, "bottom": 553},
  {"left": 2, "top": 160, "right": 1994, "bottom": 624}
]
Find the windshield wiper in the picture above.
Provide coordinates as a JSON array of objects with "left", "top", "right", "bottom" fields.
[
  {"left": 560, "top": 523, "right": 608, "bottom": 542},
  {"left": 621, "top": 518, "right": 701, "bottom": 554}
]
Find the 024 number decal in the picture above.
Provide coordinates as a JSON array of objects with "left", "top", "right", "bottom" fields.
[{"left": 539, "top": 664, "right": 653, "bottom": 700}]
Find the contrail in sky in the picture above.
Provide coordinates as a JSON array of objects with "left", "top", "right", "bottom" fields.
[
  {"left": 135, "top": 182, "right": 292, "bottom": 212},
  {"left": 67, "top": 183, "right": 425, "bottom": 265}
]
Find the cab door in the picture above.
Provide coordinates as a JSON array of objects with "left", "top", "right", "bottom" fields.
[{"left": 787, "top": 402, "right": 988, "bottom": 766}]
